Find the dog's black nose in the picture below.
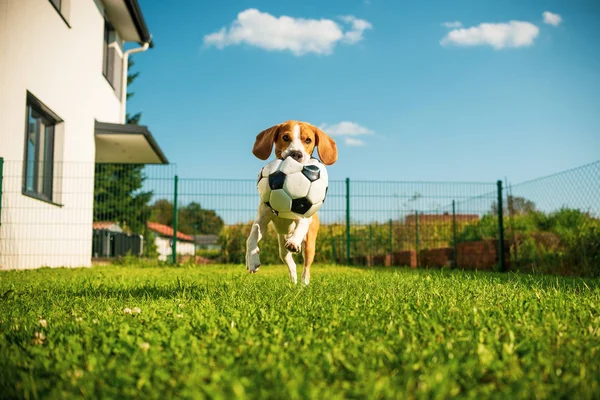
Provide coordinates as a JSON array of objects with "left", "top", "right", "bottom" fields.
[{"left": 288, "top": 151, "right": 303, "bottom": 162}]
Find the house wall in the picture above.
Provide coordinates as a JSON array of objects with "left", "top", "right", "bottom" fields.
[
  {"left": 154, "top": 237, "right": 196, "bottom": 262},
  {"left": 0, "top": 0, "right": 123, "bottom": 269}
]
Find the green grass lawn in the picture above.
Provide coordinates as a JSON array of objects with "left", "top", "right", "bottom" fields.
[{"left": 1, "top": 264, "right": 599, "bottom": 399}]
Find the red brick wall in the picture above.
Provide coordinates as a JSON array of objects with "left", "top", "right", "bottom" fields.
[
  {"left": 352, "top": 254, "right": 372, "bottom": 266},
  {"left": 456, "top": 240, "right": 510, "bottom": 270},
  {"left": 352, "top": 251, "right": 417, "bottom": 268},
  {"left": 391, "top": 251, "right": 417, "bottom": 268},
  {"left": 420, "top": 247, "right": 453, "bottom": 268},
  {"left": 348, "top": 242, "right": 509, "bottom": 270},
  {"left": 371, "top": 255, "right": 386, "bottom": 266}
]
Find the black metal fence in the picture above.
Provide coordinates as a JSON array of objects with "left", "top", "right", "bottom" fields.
[{"left": 0, "top": 158, "right": 598, "bottom": 276}]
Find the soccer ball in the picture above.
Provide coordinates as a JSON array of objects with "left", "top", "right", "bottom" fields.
[{"left": 257, "top": 157, "right": 329, "bottom": 219}]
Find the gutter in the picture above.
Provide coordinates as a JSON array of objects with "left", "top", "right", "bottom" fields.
[{"left": 120, "top": 38, "right": 150, "bottom": 123}]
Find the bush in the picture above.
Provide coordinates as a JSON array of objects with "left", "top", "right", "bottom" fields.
[
  {"left": 195, "top": 248, "right": 222, "bottom": 261},
  {"left": 456, "top": 207, "right": 600, "bottom": 276}
]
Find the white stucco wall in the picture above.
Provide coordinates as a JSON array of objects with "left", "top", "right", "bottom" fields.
[
  {"left": 0, "top": 0, "right": 124, "bottom": 269},
  {"left": 154, "top": 237, "right": 196, "bottom": 262}
]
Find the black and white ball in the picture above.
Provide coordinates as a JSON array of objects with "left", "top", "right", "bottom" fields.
[{"left": 257, "top": 158, "right": 328, "bottom": 219}]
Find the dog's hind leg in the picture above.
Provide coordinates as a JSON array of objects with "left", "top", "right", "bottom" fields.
[
  {"left": 278, "top": 234, "right": 298, "bottom": 284},
  {"left": 301, "top": 214, "right": 319, "bottom": 286}
]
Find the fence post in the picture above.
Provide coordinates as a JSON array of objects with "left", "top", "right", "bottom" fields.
[
  {"left": 388, "top": 219, "right": 393, "bottom": 264},
  {"left": 452, "top": 200, "right": 457, "bottom": 268},
  {"left": 0, "top": 158, "right": 3, "bottom": 226},
  {"left": 369, "top": 224, "right": 373, "bottom": 267},
  {"left": 345, "top": 177, "right": 351, "bottom": 265},
  {"left": 497, "top": 180, "right": 506, "bottom": 272},
  {"left": 415, "top": 210, "right": 420, "bottom": 267},
  {"left": 171, "top": 175, "right": 179, "bottom": 264}
]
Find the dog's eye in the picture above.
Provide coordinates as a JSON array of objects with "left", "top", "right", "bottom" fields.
[
  {"left": 282, "top": 135, "right": 290, "bottom": 142},
  {"left": 304, "top": 138, "right": 312, "bottom": 144}
]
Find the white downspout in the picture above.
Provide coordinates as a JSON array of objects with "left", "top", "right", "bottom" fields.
[{"left": 120, "top": 38, "right": 151, "bottom": 123}]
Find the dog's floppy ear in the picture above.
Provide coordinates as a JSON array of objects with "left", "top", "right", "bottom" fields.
[
  {"left": 252, "top": 124, "right": 281, "bottom": 160},
  {"left": 312, "top": 125, "right": 338, "bottom": 165}
]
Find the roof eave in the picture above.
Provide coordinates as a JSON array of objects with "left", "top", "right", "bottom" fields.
[
  {"left": 123, "top": 0, "right": 154, "bottom": 47},
  {"left": 95, "top": 121, "right": 169, "bottom": 164}
]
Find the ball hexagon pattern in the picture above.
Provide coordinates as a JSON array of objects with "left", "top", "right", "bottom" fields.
[
  {"left": 306, "top": 179, "right": 328, "bottom": 205},
  {"left": 301, "top": 165, "right": 320, "bottom": 182},
  {"left": 283, "top": 171, "right": 311, "bottom": 199},
  {"left": 257, "top": 178, "right": 271, "bottom": 203},
  {"left": 268, "top": 171, "right": 286, "bottom": 190},
  {"left": 261, "top": 159, "right": 282, "bottom": 177},
  {"left": 257, "top": 157, "right": 329, "bottom": 218},
  {"left": 291, "top": 197, "right": 313, "bottom": 215},
  {"left": 269, "top": 189, "right": 292, "bottom": 212}
]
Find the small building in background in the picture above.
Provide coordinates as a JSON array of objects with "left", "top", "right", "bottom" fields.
[
  {"left": 92, "top": 221, "right": 124, "bottom": 233},
  {"left": 193, "top": 234, "right": 220, "bottom": 250},
  {"left": 147, "top": 222, "right": 195, "bottom": 262},
  {"left": 92, "top": 221, "right": 142, "bottom": 259}
]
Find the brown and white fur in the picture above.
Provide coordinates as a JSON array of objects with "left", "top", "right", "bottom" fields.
[{"left": 246, "top": 120, "right": 338, "bottom": 285}]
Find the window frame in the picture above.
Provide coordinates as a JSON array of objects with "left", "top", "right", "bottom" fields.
[
  {"left": 102, "top": 19, "right": 116, "bottom": 89},
  {"left": 22, "top": 92, "right": 63, "bottom": 207},
  {"left": 101, "top": 18, "right": 123, "bottom": 99}
]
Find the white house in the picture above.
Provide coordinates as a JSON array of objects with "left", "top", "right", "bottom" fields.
[
  {"left": 0, "top": 0, "right": 168, "bottom": 269},
  {"left": 147, "top": 222, "right": 196, "bottom": 262}
]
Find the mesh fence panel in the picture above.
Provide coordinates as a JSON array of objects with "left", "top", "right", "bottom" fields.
[
  {"left": 1, "top": 158, "right": 598, "bottom": 275},
  {"left": 0, "top": 161, "right": 95, "bottom": 269},
  {"left": 504, "top": 161, "right": 600, "bottom": 275},
  {"left": 0, "top": 161, "right": 176, "bottom": 268}
]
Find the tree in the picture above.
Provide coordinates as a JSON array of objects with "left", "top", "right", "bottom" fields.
[
  {"left": 125, "top": 58, "right": 142, "bottom": 124},
  {"left": 491, "top": 195, "right": 537, "bottom": 216},
  {"left": 179, "top": 202, "right": 224, "bottom": 235},
  {"left": 149, "top": 199, "right": 174, "bottom": 226},
  {"left": 93, "top": 56, "right": 152, "bottom": 235},
  {"left": 148, "top": 200, "right": 225, "bottom": 236},
  {"left": 93, "top": 165, "right": 152, "bottom": 233},
  {"left": 507, "top": 196, "right": 537, "bottom": 216}
]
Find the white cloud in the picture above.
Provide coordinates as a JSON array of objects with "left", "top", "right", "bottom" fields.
[
  {"left": 345, "top": 138, "right": 366, "bottom": 146},
  {"left": 440, "top": 20, "right": 540, "bottom": 50},
  {"left": 543, "top": 11, "right": 562, "bottom": 27},
  {"left": 340, "top": 15, "right": 373, "bottom": 44},
  {"left": 203, "top": 9, "right": 372, "bottom": 56},
  {"left": 442, "top": 21, "right": 463, "bottom": 29},
  {"left": 319, "top": 121, "right": 374, "bottom": 136},
  {"left": 319, "top": 121, "right": 374, "bottom": 146}
]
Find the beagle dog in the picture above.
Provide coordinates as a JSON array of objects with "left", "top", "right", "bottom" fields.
[{"left": 246, "top": 120, "right": 338, "bottom": 285}]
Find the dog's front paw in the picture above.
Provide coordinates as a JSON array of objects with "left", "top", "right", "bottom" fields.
[
  {"left": 285, "top": 238, "right": 302, "bottom": 253},
  {"left": 246, "top": 251, "right": 261, "bottom": 273}
]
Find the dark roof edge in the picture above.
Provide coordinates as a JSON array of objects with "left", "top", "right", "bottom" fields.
[
  {"left": 95, "top": 121, "right": 169, "bottom": 164},
  {"left": 123, "top": 0, "right": 154, "bottom": 48}
]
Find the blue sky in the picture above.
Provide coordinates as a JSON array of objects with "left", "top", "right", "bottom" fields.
[{"left": 129, "top": 0, "right": 600, "bottom": 184}]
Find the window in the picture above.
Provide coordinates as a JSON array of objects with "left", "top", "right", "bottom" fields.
[
  {"left": 23, "top": 93, "right": 61, "bottom": 203},
  {"left": 102, "top": 19, "right": 123, "bottom": 97},
  {"left": 102, "top": 20, "right": 113, "bottom": 81}
]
